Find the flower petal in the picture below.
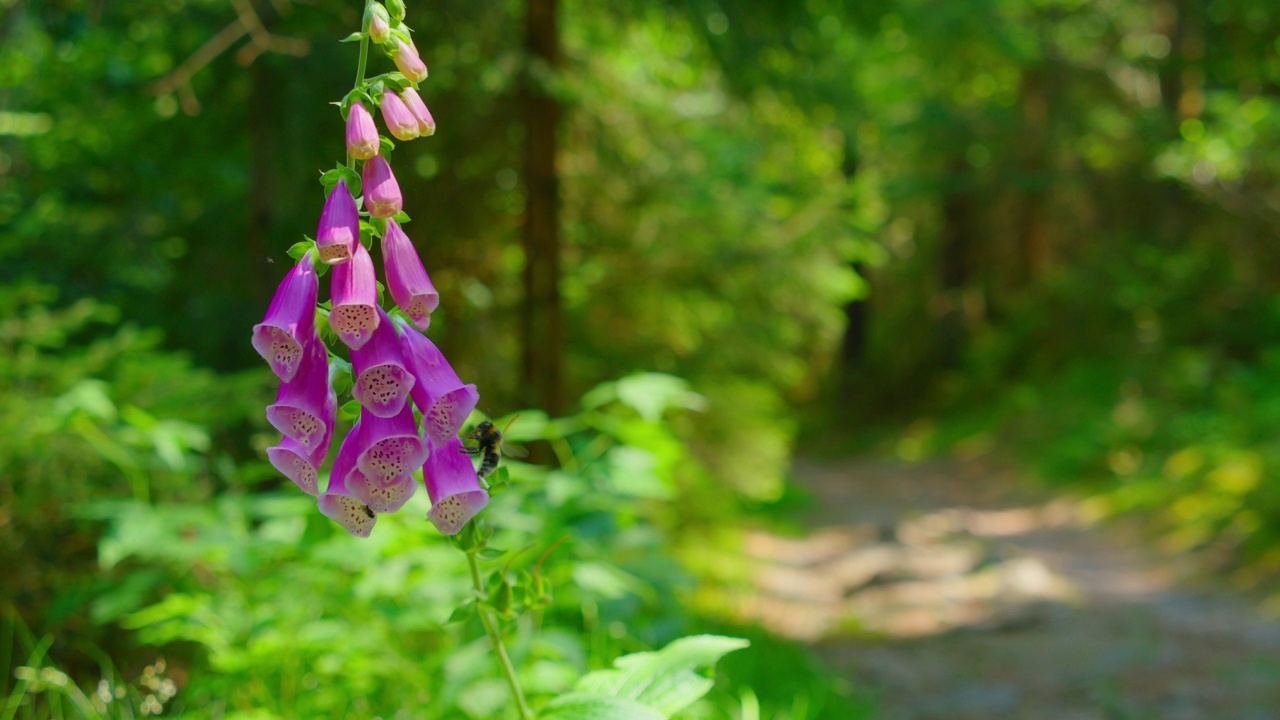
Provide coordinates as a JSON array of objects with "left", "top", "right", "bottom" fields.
[
  {"left": 267, "top": 437, "right": 322, "bottom": 496},
  {"left": 318, "top": 493, "right": 376, "bottom": 537},
  {"left": 346, "top": 469, "right": 417, "bottom": 513}
]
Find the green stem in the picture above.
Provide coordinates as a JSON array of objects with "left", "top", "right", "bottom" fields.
[
  {"left": 467, "top": 552, "right": 533, "bottom": 720},
  {"left": 348, "top": 0, "right": 374, "bottom": 169}
]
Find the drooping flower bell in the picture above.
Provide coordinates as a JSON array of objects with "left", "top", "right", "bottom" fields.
[
  {"left": 380, "top": 91, "right": 419, "bottom": 141},
  {"left": 361, "top": 154, "right": 403, "bottom": 219},
  {"left": 390, "top": 37, "right": 428, "bottom": 83},
  {"left": 346, "top": 101, "right": 380, "bottom": 161},
  {"left": 355, "top": 403, "right": 429, "bottom": 483},
  {"left": 381, "top": 219, "right": 438, "bottom": 330},
  {"left": 266, "top": 335, "right": 331, "bottom": 453},
  {"left": 352, "top": 306, "right": 415, "bottom": 417},
  {"left": 316, "top": 178, "right": 359, "bottom": 265},
  {"left": 252, "top": 252, "right": 318, "bottom": 382},
  {"left": 398, "top": 319, "right": 479, "bottom": 446},
  {"left": 318, "top": 418, "right": 378, "bottom": 537},
  {"left": 399, "top": 88, "right": 436, "bottom": 137},
  {"left": 424, "top": 436, "right": 489, "bottom": 535},
  {"left": 267, "top": 361, "right": 337, "bottom": 495},
  {"left": 330, "top": 241, "right": 380, "bottom": 350}
]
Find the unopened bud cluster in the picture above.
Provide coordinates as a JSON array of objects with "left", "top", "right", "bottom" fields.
[{"left": 253, "top": 2, "right": 486, "bottom": 538}]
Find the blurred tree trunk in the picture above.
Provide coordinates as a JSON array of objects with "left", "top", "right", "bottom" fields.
[
  {"left": 938, "top": 157, "right": 973, "bottom": 370},
  {"left": 1016, "top": 66, "right": 1049, "bottom": 286},
  {"left": 519, "top": 0, "right": 564, "bottom": 417}
]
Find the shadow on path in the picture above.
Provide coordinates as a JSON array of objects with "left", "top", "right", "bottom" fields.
[{"left": 742, "top": 457, "right": 1280, "bottom": 720}]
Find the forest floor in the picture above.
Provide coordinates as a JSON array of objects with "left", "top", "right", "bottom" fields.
[{"left": 741, "top": 457, "right": 1280, "bottom": 720}]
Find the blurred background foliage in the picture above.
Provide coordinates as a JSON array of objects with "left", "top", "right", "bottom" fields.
[{"left": 3, "top": 0, "right": 1280, "bottom": 716}]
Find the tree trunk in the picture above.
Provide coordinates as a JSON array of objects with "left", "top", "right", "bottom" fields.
[
  {"left": 519, "top": 0, "right": 563, "bottom": 417},
  {"left": 938, "top": 158, "right": 972, "bottom": 370}
]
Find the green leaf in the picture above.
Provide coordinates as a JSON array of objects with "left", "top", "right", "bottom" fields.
[
  {"left": 339, "top": 31, "right": 364, "bottom": 43},
  {"left": 287, "top": 240, "right": 313, "bottom": 260},
  {"left": 339, "top": 400, "right": 361, "bottom": 421},
  {"left": 540, "top": 696, "right": 665, "bottom": 720},
  {"left": 568, "top": 635, "right": 749, "bottom": 716},
  {"left": 446, "top": 600, "right": 475, "bottom": 625},
  {"left": 379, "top": 135, "right": 396, "bottom": 154}
]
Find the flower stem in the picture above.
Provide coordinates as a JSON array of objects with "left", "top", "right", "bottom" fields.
[{"left": 467, "top": 552, "right": 534, "bottom": 720}]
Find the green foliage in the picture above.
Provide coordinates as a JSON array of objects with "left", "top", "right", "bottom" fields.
[
  {"left": 0, "top": 374, "right": 851, "bottom": 720},
  {"left": 0, "top": 284, "right": 266, "bottom": 632},
  {"left": 543, "top": 635, "right": 748, "bottom": 719}
]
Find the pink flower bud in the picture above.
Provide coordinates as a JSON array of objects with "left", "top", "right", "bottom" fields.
[
  {"left": 361, "top": 154, "right": 402, "bottom": 219},
  {"left": 379, "top": 91, "right": 419, "bottom": 141},
  {"left": 315, "top": 179, "right": 358, "bottom": 265},
  {"left": 368, "top": 5, "right": 391, "bottom": 44},
  {"left": 391, "top": 38, "right": 428, "bottom": 83},
  {"left": 399, "top": 88, "right": 436, "bottom": 137},
  {"left": 345, "top": 102, "right": 379, "bottom": 161}
]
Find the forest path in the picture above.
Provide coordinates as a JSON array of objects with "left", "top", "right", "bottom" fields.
[{"left": 742, "top": 457, "right": 1280, "bottom": 720}]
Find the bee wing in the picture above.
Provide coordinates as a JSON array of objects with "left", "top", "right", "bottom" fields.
[{"left": 501, "top": 442, "right": 529, "bottom": 459}]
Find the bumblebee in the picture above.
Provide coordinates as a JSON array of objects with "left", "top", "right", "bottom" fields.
[
  {"left": 462, "top": 416, "right": 528, "bottom": 482},
  {"left": 361, "top": 503, "right": 375, "bottom": 519}
]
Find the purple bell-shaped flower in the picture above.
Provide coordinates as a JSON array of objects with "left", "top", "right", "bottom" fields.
[
  {"left": 330, "top": 241, "right": 380, "bottom": 350},
  {"left": 381, "top": 219, "right": 439, "bottom": 330},
  {"left": 352, "top": 306, "right": 415, "bottom": 418},
  {"left": 398, "top": 319, "right": 479, "bottom": 446},
  {"left": 316, "top": 179, "right": 359, "bottom": 265},
  {"left": 265, "top": 335, "right": 331, "bottom": 453},
  {"left": 267, "top": 376, "right": 336, "bottom": 496},
  {"left": 252, "top": 253, "right": 318, "bottom": 382},
  {"left": 355, "top": 404, "right": 429, "bottom": 483},
  {"left": 424, "top": 436, "right": 489, "bottom": 535}
]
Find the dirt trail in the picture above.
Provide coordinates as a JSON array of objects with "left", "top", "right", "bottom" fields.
[{"left": 743, "top": 458, "right": 1280, "bottom": 720}]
